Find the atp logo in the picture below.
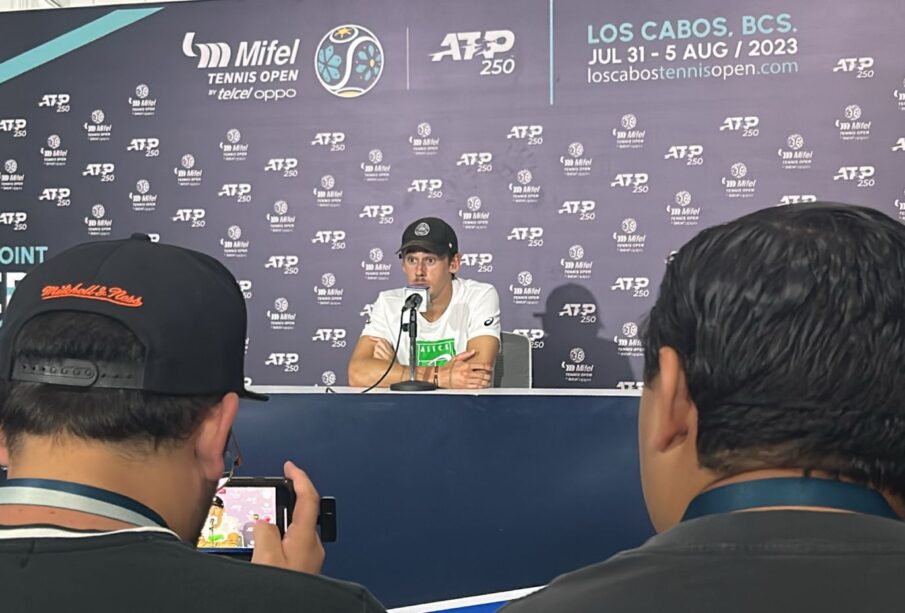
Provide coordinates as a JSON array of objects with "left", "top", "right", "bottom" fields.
[
  {"left": 507, "top": 227, "right": 544, "bottom": 246},
  {"left": 610, "top": 173, "right": 649, "bottom": 193},
  {"left": 265, "top": 255, "right": 300, "bottom": 275},
  {"left": 0, "top": 212, "right": 27, "bottom": 231},
  {"left": 39, "top": 187, "right": 71, "bottom": 207},
  {"left": 265, "top": 352, "right": 300, "bottom": 372},
  {"left": 312, "top": 328, "right": 348, "bottom": 348},
  {"left": 0, "top": 118, "right": 27, "bottom": 138},
  {"left": 611, "top": 277, "right": 650, "bottom": 298},
  {"left": 456, "top": 152, "right": 493, "bottom": 172},
  {"left": 82, "top": 163, "right": 115, "bottom": 181},
  {"left": 664, "top": 145, "right": 704, "bottom": 165},
  {"left": 559, "top": 303, "right": 597, "bottom": 324},
  {"left": 359, "top": 205, "right": 394, "bottom": 223},
  {"left": 172, "top": 209, "right": 206, "bottom": 227},
  {"left": 218, "top": 183, "right": 252, "bottom": 202},
  {"left": 431, "top": 30, "right": 515, "bottom": 61},
  {"left": 407, "top": 179, "right": 443, "bottom": 198},
  {"left": 38, "top": 93, "right": 70, "bottom": 112},
  {"left": 431, "top": 30, "right": 515, "bottom": 75},
  {"left": 311, "top": 230, "right": 347, "bottom": 249},
  {"left": 264, "top": 158, "right": 299, "bottom": 177},
  {"left": 832, "top": 57, "right": 874, "bottom": 78},
  {"left": 558, "top": 200, "right": 596, "bottom": 221},
  {"left": 833, "top": 166, "right": 875, "bottom": 187},
  {"left": 126, "top": 137, "right": 160, "bottom": 157},
  {"left": 507, "top": 125, "right": 543, "bottom": 145},
  {"left": 311, "top": 132, "right": 346, "bottom": 151},
  {"left": 719, "top": 116, "right": 759, "bottom": 137},
  {"left": 459, "top": 253, "right": 494, "bottom": 273}
]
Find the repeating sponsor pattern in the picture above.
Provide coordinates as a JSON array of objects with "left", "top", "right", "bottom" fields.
[{"left": 1, "top": 0, "right": 903, "bottom": 388}]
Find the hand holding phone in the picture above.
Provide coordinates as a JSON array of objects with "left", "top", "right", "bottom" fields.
[{"left": 251, "top": 460, "right": 326, "bottom": 574}]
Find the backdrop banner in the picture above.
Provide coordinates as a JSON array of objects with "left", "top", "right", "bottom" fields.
[{"left": 1, "top": 0, "right": 903, "bottom": 387}]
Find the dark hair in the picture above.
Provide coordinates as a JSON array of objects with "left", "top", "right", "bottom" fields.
[
  {"left": 643, "top": 202, "right": 905, "bottom": 496},
  {"left": 0, "top": 311, "right": 220, "bottom": 455}
]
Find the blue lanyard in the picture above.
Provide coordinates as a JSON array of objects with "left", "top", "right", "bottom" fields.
[
  {"left": 0, "top": 478, "right": 169, "bottom": 529},
  {"left": 682, "top": 477, "right": 900, "bottom": 522}
]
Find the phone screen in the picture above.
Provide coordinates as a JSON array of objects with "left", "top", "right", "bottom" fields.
[{"left": 196, "top": 485, "right": 283, "bottom": 553}]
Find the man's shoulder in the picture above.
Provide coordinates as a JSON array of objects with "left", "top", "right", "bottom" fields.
[
  {"left": 453, "top": 278, "right": 498, "bottom": 300},
  {"left": 374, "top": 287, "right": 406, "bottom": 306},
  {"left": 0, "top": 531, "right": 383, "bottom": 611},
  {"left": 503, "top": 512, "right": 905, "bottom": 613},
  {"left": 500, "top": 545, "right": 653, "bottom": 613},
  {"left": 149, "top": 538, "right": 376, "bottom": 601}
]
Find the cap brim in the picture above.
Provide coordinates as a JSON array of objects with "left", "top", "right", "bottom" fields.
[
  {"left": 239, "top": 388, "right": 269, "bottom": 401},
  {"left": 397, "top": 240, "right": 450, "bottom": 256}
]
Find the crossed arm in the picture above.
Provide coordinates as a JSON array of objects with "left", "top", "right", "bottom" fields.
[{"left": 347, "top": 334, "right": 499, "bottom": 389}]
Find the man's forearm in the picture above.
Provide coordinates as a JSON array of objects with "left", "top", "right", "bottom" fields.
[{"left": 348, "top": 357, "right": 433, "bottom": 388}]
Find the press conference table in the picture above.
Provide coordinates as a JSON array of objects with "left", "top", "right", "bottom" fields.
[{"left": 234, "top": 387, "right": 653, "bottom": 608}]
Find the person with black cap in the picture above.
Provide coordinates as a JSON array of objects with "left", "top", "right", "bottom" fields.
[
  {"left": 348, "top": 217, "right": 500, "bottom": 389},
  {"left": 0, "top": 234, "right": 385, "bottom": 612}
]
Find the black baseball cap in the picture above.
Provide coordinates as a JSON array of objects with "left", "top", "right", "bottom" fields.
[
  {"left": 0, "top": 233, "right": 266, "bottom": 400},
  {"left": 397, "top": 217, "right": 458, "bottom": 257}
]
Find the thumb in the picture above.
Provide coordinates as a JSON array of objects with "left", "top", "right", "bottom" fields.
[{"left": 250, "top": 521, "right": 284, "bottom": 568}]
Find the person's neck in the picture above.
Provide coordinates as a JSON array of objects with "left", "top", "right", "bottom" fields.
[
  {"left": 1, "top": 436, "right": 198, "bottom": 538},
  {"left": 424, "top": 278, "right": 454, "bottom": 322},
  {"left": 701, "top": 468, "right": 905, "bottom": 518}
]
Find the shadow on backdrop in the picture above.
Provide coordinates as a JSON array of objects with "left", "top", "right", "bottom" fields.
[{"left": 532, "top": 283, "right": 636, "bottom": 388}]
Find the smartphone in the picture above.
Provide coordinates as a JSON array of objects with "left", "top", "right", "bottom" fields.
[
  {"left": 196, "top": 477, "right": 294, "bottom": 555},
  {"left": 196, "top": 477, "right": 337, "bottom": 556}
]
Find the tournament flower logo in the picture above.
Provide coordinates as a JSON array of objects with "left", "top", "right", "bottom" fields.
[{"left": 315, "top": 25, "right": 384, "bottom": 98}]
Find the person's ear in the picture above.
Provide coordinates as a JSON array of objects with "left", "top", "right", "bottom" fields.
[
  {"left": 651, "top": 347, "right": 697, "bottom": 453},
  {"left": 448, "top": 253, "right": 461, "bottom": 274},
  {"left": 194, "top": 393, "right": 239, "bottom": 482},
  {"left": 0, "top": 431, "right": 9, "bottom": 467}
]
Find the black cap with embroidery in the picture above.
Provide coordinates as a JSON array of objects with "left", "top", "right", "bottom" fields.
[
  {"left": 0, "top": 233, "right": 267, "bottom": 400},
  {"left": 397, "top": 217, "right": 458, "bottom": 257}
]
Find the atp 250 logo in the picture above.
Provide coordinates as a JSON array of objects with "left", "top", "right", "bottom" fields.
[{"left": 431, "top": 30, "right": 515, "bottom": 75}]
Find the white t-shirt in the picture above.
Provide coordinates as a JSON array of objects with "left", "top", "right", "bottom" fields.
[
  {"left": 361, "top": 277, "right": 501, "bottom": 366},
  {"left": 200, "top": 512, "right": 243, "bottom": 547}
]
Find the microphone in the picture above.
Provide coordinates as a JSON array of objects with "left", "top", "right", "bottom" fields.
[
  {"left": 403, "top": 293, "right": 422, "bottom": 309},
  {"left": 403, "top": 285, "right": 430, "bottom": 313}
]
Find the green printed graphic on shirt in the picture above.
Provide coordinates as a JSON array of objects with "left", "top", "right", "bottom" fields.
[{"left": 416, "top": 338, "right": 456, "bottom": 366}]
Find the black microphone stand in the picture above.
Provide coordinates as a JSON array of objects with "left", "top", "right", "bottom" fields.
[{"left": 390, "top": 303, "right": 437, "bottom": 391}]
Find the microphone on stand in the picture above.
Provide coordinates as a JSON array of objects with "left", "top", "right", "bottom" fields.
[
  {"left": 390, "top": 285, "right": 437, "bottom": 391},
  {"left": 402, "top": 285, "right": 430, "bottom": 313},
  {"left": 403, "top": 293, "right": 422, "bottom": 310}
]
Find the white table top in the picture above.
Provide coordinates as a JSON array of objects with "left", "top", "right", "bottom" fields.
[{"left": 246, "top": 385, "right": 643, "bottom": 397}]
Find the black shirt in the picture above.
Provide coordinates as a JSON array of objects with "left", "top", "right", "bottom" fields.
[
  {"left": 502, "top": 511, "right": 905, "bottom": 613},
  {"left": 0, "top": 525, "right": 385, "bottom": 613}
]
